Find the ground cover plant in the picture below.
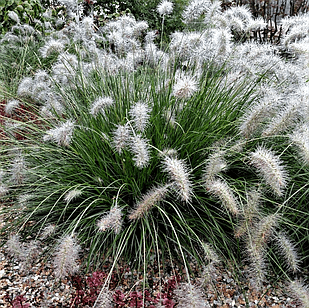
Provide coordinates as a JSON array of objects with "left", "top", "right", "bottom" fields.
[{"left": 1, "top": 0, "right": 309, "bottom": 306}]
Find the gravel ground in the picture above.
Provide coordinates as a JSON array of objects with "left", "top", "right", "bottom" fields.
[{"left": 0, "top": 242, "right": 301, "bottom": 308}]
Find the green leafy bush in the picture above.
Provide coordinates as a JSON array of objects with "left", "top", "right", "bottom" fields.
[{"left": 0, "top": 0, "right": 44, "bottom": 35}]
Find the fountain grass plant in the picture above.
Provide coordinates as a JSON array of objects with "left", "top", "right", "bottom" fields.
[{"left": 1, "top": 0, "right": 309, "bottom": 306}]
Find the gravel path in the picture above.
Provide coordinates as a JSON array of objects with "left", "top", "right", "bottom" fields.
[{"left": 0, "top": 242, "right": 301, "bottom": 308}]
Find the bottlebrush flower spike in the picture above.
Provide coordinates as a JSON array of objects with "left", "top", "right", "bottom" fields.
[
  {"left": 97, "top": 205, "right": 123, "bottom": 234},
  {"left": 275, "top": 231, "right": 300, "bottom": 273},
  {"left": 64, "top": 189, "right": 83, "bottom": 204},
  {"left": 8, "top": 11, "right": 20, "bottom": 23},
  {"left": 129, "top": 184, "right": 169, "bottom": 220},
  {"left": 43, "top": 120, "right": 75, "bottom": 147},
  {"left": 11, "top": 153, "right": 26, "bottom": 185},
  {"left": 162, "top": 156, "right": 193, "bottom": 203},
  {"left": 157, "top": 0, "right": 174, "bottom": 16},
  {"left": 182, "top": 0, "right": 211, "bottom": 23},
  {"left": 90, "top": 96, "right": 114, "bottom": 117},
  {"left": 289, "top": 280, "right": 309, "bottom": 308},
  {"left": 40, "top": 39, "right": 65, "bottom": 58},
  {"left": 203, "top": 151, "right": 227, "bottom": 181},
  {"left": 5, "top": 99, "right": 20, "bottom": 115},
  {"left": 289, "top": 123, "right": 309, "bottom": 164},
  {"left": 172, "top": 72, "right": 198, "bottom": 99},
  {"left": 205, "top": 179, "right": 239, "bottom": 215},
  {"left": 53, "top": 234, "right": 80, "bottom": 279},
  {"left": 174, "top": 283, "right": 208, "bottom": 307},
  {"left": 112, "top": 124, "right": 130, "bottom": 154},
  {"left": 129, "top": 102, "right": 151, "bottom": 132},
  {"left": 129, "top": 134, "right": 151, "bottom": 168},
  {"left": 93, "top": 287, "right": 113, "bottom": 308},
  {"left": 249, "top": 146, "right": 288, "bottom": 197}
]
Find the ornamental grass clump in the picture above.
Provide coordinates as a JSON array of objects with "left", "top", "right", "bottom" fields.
[{"left": 1, "top": 1, "right": 309, "bottom": 305}]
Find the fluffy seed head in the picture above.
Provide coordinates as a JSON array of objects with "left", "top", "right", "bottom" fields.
[
  {"left": 40, "top": 224, "right": 56, "bottom": 240},
  {"left": 290, "top": 124, "right": 309, "bottom": 164},
  {"left": 129, "top": 134, "right": 151, "bottom": 168},
  {"left": 129, "top": 185, "right": 169, "bottom": 220},
  {"left": 203, "top": 151, "right": 227, "bottom": 181},
  {"left": 162, "top": 156, "right": 193, "bottom": 202},
  {"left": 97, "top": 205, "right": 123, "bottom": 234},
  {"left": 17, "top": 77, "right": 33, "bottom": 97},
  {"left": 157, "top": 0, "right": 174, "bottom": 15},
  {"left": 90, "top": 96, "right": 114, "bottom": 117},
  {"left": 174, "top": 283, "right": 208, "bottom": 307},
  {"left": 11, "top": 153, "right": 26, "bottom": 185},
  {"left": 93, "top": 287, "right": 113, "bottom": 308},
  {"left": 205, "top": 179, "right": 239, "bottom": 215},
  {"left": 249, "top": 146, "right": 288, "bottom": 197},
  {"left": 276, "top": 232, "right": 300, "bottom": 273},
  {"left": 172, "top": 73, "right": 198, "bottom": 99},
  {"left": 43, "top": 120, "right": 75, "bottom": 147},
  {"left": 129, "top": 102, "right": 151, "bottom": 132},
  {"left": 289, "top": 280, "right": 309, "bottom": 308},
  {"left": 201, "top": 242, "right": 220, "bottom": 264},
  {"left": 53, "top": 234, "right": 80, "bottom": 279},
  {"left": 64, "top": 189, "right": 83, "bottom": 204},
  {"left": 40, "top": 39, "right": 65, "bottom": 58},
  {"left": 6, "top": 234, "right": 25, "bottom": 260},
  {"left": 112, "top": 124, "right": 130, "bottom": 154},
  {"left": 5, "top": 100, "right": 20, "bottom": 115},
  {"left": 8, "top": 11, "right": 20, "bottom": 23},
  {"left": 182, "top": 0, "right": 211, "bottom": 23},
  {"left": 0, "top": 184, "right": 9, "bottom": 198},
  {"left": 253, "top": 213, "right": 279, "bottom": 247}
]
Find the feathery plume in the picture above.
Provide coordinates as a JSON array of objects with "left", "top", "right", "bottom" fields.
[
  {"left": 275, "top": 232, "right": 300, "bottom": 273},
  {"left": 205, "top": 179, "right": 239, "bottom": 215},
  {"left": 11, "top": 153, "right": 26, "bottom": 185},
  {"left": 235, "top": 188, "right": 261, "bottom": 238},
  {"left": 157, "top": 0, "right": 174, "bottom": 16},
  {"left": 174, "top": 283, "right": 208, "bottom": 307},
  {"left": 289, "top": 280, "right": 309, "bottom": 308},
  {"left": 253, "top": 213, "right": 279, "bottom": 247},
  {"left": 289, "top": 124, "right": 309, "bottom": 164},
  {"left": 203, "top": 151, "right": 227, "bottom": 181},
  {"left": 172, "top": 72, "right": 198, "bottom": 99},
  {"left": 212, "top": 28, "right": 232, "bottom": 57},
  {"left": 6, "top": 234, "right": 25, "bottom": 260},
  {"left": 43, "top": 120, "right": 75, "bottom": 147},
  {"left": 162, "top": 156, "right": 193, "bottom": 202},
  {"left": 129, "top": 134, "right": 151, "bottom": 168},
  {"left": 201, "top": 242, "right": 220, "bottom": 264},
  {"left": 262, "top": 102, "right": 300, "bottom": 137},
  {"left": 247, "top": 242, "right": 267, "bottom": 290},
  {"left": 40, "top": 39, "right": 65, "bottom": 58},
  {"left": 97, "top": 205, "right": 123, "bottom": 234},
  {"left": 129, "top": 102, "right": 151, "bottom": 132},
  {"left": 93, "top": 287, "right": 113, "bottom": 308},
  {"left": 112, "top": 124, "right": 130, "bottom": 154},
  {"left": 249, "top": 146, "right": 288, "bottom": 197},
  {"left": 40, "top": 224, "right": 56, "bottom": 240},
  {"left": 17, "top": 77, "right": 33, "bottom": 97},
  {"left": 129, "top": 184, "right": 169, "bottom": 220},
  {"left": 5, "top": 99, "right": 20, "bottom": 115},
  {"left": 8, "top": 11, "right": 20, "bottom": 23},
  {"left": 53, "top": 234, "right": 80, "bottom": 279},
  {"left": 0, "top": 184, "right": 8, "bottom": 198},
  {"left": 64, "top": 189, "right": 83, "bottom": 204},
  {"left": 239, "top": 95, "right": 280, "bottom": 138},
  {"left": 90, "top": 96, "right": 114, "bottom": 117},
  {"left": 182, "top": 0, "right": 211, "bottom": 23}
]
